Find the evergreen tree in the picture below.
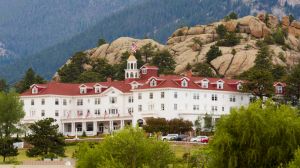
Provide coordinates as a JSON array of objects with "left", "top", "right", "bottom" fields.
[
  {"left": 216, "top": 24, "right": 228, "bottom": 39},
  {"left": 151, "top": 50, "right": 176, "bottom": 74},
  {"left": 97, "top": 38, "right": 106, "bottom": 47},
  {"left": 192, "top": 63, "right": 215, "bottom": 77},
  {"left": 76, "top": 71, "right": 104, "bottom": 83},
  {"left": 26, "top": 118, "right": 65, "bottom": 159},
  {"left": 140, "top": 43, "right": 156, "bottom": 63},
  {"left": 0, "top": 138, "right": 18, "bottom": 162},
  {"left": 15, "top": 68, "right": 45, "bottom": 93},
  {"left": 206, "top": 45, "right": 222, "bottom": 63},
  {"left": 240, "top": 43, "right": 274, "bottom": 99},
  {"left": 0, "top": 79, "right": 9, "bottom": 93},
  {"left": 286, "top": 63, "right": 300, "bottom": 104}
]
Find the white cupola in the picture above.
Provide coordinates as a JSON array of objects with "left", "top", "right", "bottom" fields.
[{"left": 125, "top": 54, "right": 140, "bottom": 79}]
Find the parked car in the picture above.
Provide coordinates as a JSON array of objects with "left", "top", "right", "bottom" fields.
[
  {"left": 172, "top": 135, "right": 189, "bottom": 141},
  {"left": 161, "top": 134, "right": 178, "bottom": 141},
  {"left": 190, "top": 136, "right": 209, "bottom": 143}
]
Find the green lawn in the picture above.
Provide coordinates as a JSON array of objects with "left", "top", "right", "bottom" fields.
[{"left": 0, "top": 142, "right": 203, "bottom": 164}]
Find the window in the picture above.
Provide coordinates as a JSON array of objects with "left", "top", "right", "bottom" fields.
[
  {"left": 41, "top": 99, "right": 45, "bottom": 105},
  {"left": 128, "top": 96, "right": 134, "bottom": 103},
  {"left": 229, "top": 95, "right": 236, "bottom": 102},
  {"left": 138, "top": 93, "right": 142, "bottom": 100},
  {"left": 55, "top": 99, "right": 59, "bottom": 105},
  {"left": 128, "top": 107, "right": 134, "bottom": 114},
  {"left": 150, "top": 79, "right": 157, "bottom": 87},
  {"left": 76, "top": 123, "right": 82, "bottom": 132},
  {"left": 161, "top": 92, "right": 165, "bottom": 98},
  {"left": 95, "top": 87, "right": 101, "bottom": 93},
  {"left": 193, "top": 105, "right": 199, "bottom": 110},
  {"left": 109, "top": 109, "right": 118, "bottom": 115},
  {"left": 217, "top": 81, "right": 224, "bottom": 89},
  {"left": 142, "top": 68, "right": 147, "bottom": 74},
  {"left": 181, "top": 79, "right": 188, "bottom": 87},
  {"left": 41, "top": 110, "right": 45, "bottom": 117},
  {"left": 77, "top": 99, "right": 83, "bottom": 106},
  {"left": 212, "top": 94, "right": 218, "bottom": 101},
  {"left": 241, "top": 96, "right": 244, "bottom": 101},
  {"left": 237, "top": 83, "right": 243, "bottom": 91},
  {"left": 193, "top": 93, "right": 199, "bottom": 100},
  {"left": 109, "top": 97, "right": 117, "bottom": 104},
  {"left": 95, "top": 98, "right": 101, "bottom": 105},
  {"left": 63, "top": 99, "right": 67, "bottom": 105},
  {"left": 276, "top": 86, "right": 283, "bottom": 94},
  {"left": 222, "top": 106, "right": 225, "bottom": 111},
  {"left": 30, "top": 110, "right": 36, "bottom": 117},
  {"left": 95, "top": 109, "right": 101, "bottom": 115},
  {"left": 174, "top": 92, "right": 178, "bottom": 99},
  {"left": 212, "top": 106, "right": 218, "bottom": 112},
  {"left": 86, "top": 122, "right": 93, "bottom": 131},
  {"left": 174, "top": 104, "right": 178, "bottom": 110},
  {"left": 55, "top": 110, "right": 59, "bottom": 117},
  {"left": 138, "top": 105, "right": 142, "bottom": 112},
  {"left": 31, "top": 99, "right": 34, "bottom": 106},
  {"left": 80, "top": 87, "right": 87, "bottom": 94},
  {"left": 32, "top": 87, "right": 38, "bottom": 94},
  {"left": 148, "top": 104, "right": 154, "bottom": 111},
  {"left": 161, "top": 104, "right": 165, "bottom": 111},
  {"left": 202, "top": 81, "right": 209, "bottom": 88},
  {"left": 149, "top": 92, "right": 153, "bottom": 99}
]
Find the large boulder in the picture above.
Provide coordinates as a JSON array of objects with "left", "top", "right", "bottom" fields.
[
  {"left": 289, "top": 21, "right": 300, "bottom": 37},
  {"left": 282, "top": 16, "right": 290, "bottom": 28},
  {"left": 187, "top": 26, "right": 204, "bottom": 35},
  {"left": 224, "top": 20, "right": 238, "bottom": 32}
]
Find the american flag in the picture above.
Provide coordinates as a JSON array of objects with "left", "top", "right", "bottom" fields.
[{"left": 131, "top": 42, "right": 138, "bottom": 53}]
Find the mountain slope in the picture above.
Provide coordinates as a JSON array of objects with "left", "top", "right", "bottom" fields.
[
  {"left": 2, "top": 0, "right": 300, "bottom": 83},
  {"left": 0, "top": 0, "right": 139, "bottom": 60}
]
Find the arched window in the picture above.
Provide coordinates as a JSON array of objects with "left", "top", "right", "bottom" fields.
[
  {"left": 181, "top": 79, "right": 188, "bottom": 87},
  {"left": 131, "top": 63, "right": 134, "bottom": 69},
  {"left": 150, "top": 79, "right": 157, "bottom": 87},
  {"left": 126, "top": 72, "right": 129, "bottom": 78},
  {"left": 130, "top": 72, "right": 134, "bottom": 78}
]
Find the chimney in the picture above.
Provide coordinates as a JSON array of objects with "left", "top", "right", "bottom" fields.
[
  {"left": 186, "top": 70, "right": 193, "bottom": 78},
  {"left": 107, "top": 77, "right": 112, "bottom": 82}
]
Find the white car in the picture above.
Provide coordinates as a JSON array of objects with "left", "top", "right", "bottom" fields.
[
  {"left": 161, "top": 134, "right": 178, "bottom": 141},
  {"left": 190, "top": 136, "right": 209, "bottom": 143}
]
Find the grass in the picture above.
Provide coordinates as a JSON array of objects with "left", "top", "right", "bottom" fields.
[{"left": 0, "top": 142, "right": 204, "bottom": 164}]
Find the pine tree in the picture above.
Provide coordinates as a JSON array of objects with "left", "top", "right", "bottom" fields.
[{"left": 151, "top": 50, "right": 176, "bottom": 74}]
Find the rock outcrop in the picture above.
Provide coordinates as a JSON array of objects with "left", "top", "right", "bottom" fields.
[{"left": 55, "top": 14, "right": 300, "bottom": 80}]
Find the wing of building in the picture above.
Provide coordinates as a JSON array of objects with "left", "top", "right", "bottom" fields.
[{"left": 20, "top": 54, "right": 285, "bottom": 136}]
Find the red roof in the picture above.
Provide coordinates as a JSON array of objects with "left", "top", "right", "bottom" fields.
[{"left": 23, "top": 75, "right": 284, "bottom": 96}]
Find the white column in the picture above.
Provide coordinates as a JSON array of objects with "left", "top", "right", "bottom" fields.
[
  {"left": 82, "top": 122, "right": 86, "bottom": 132},
  {"left": 93, "top": 121, "right": 97, "bottom": 136},
  {"left": 71, "top": 122, "right": 75, "bottom": 136},
  {"left": 109, "top": 120, "right": 113, "bottom": 133},
  {"left": 121, "top": 120, "right": 124, "bottom": 129}
]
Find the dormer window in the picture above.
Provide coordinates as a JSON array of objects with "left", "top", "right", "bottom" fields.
[
  {"left": 95, "top": 87, "right": 101, "bottom": 93},
  {"left": 142, "top": 68, "right": 147, "bottom": 74},
  {"left": 276, "top": 85, "right": 283, "bottom": 94},
  {"left": 217, "top": 81, "right": 224, "bottom": 89},
  {"left": 202, "top": 80, "right": 209, "bottom": 88},
  {"left": 150, "top": 79, "right": 157, "bottom": 87},
  {"left": 80, "top": 87, "right": 87, "bottom": 94},
  {"left": 181, "top": 79, "right": 188, "bottom": 87},
  {"left": 237, "top": 83, "right": 243, "bottom": 91},
  {"left": 32, "top": 87, "right": 38, "bottom": 94}
]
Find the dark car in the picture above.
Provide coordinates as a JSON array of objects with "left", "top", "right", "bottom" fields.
[{"left": 172, "top": 135, "right": 189, "bottom": 141}]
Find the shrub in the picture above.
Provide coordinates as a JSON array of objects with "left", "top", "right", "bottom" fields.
[
  {"left": 206, "top": 45, "right": 222, "bottom": 63},
  {"left": 216, "top": 32, "right": 240, "bottom": 47}
]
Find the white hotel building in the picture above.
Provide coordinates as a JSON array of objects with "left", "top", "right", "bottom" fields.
[{"left": 20, "top": 54, "right": 286, "bottom": 136}]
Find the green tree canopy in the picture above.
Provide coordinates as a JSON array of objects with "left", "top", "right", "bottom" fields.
[
  {"left": 140, "top": 43, "right": 157, "bottom": 63},
  {"left": 240, "top": 43, "right": 274, "bottom": 99},
  {"left": 76, "top": 127, "right": 175, "bottom": 168},
  {"left": 0, "top": 91, "right": 24, "bottom": 162},
  {"left": 286, "top": 62, "right": 300, "bottom": 103},
  {"left": 0, "top": 92, "right": 25, "bottom": 137},
  {"left": 151, "top": 49, "right": 176, "bottom": 74},
  {"left": 15, "top": 68, "right": 46, "bottom": 93},
  {"left": 192, "top": 63, "right": 215, "bottom": 77},
  {"left": 210, "top": 100, "right": 300, "bottom": 168},
  {"left": 0, "top": 79, "right": 9, "bottom": 92},
  {"left": 143, "top": 117, "right": 168, "bottom": 134},
  {"left": 216, "top": 24, "right": 228, "bottom": 39},
  {"left": 26, "top": 118, "right": 65, "bottom": 159},
  {"left": 97, "top": 38, "right": 106, "bottom": 47},
  {"left": 206, "top": 45, "right": 222, "bottom": 63}
]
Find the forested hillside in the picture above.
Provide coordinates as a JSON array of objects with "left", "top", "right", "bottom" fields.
[{"left": 2, "top": 0, "right": 300, "bottom": 83}]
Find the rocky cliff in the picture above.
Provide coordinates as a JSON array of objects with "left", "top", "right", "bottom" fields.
[{"left": 55, "top": 14, "right": 300, "bottom": 80}]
